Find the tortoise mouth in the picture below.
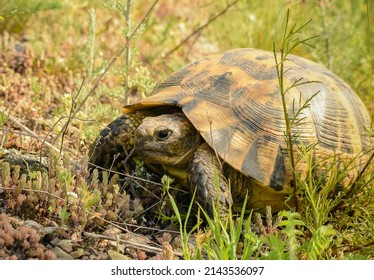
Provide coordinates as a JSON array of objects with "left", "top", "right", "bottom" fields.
[
  {"left": 135, "top": 141, "right": 197, "bottom": 166},
  {"left": 135, "top": 138, "right": 175, "bottom": 163}
]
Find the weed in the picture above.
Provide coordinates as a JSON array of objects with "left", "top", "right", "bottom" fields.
[{"left": 164, "top": 175, "right": 199, "bottom": 259}]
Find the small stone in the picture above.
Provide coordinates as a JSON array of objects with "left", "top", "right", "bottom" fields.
[
  {"left": 69, "top": 248, "right": 85, "bottom": 259},
  {"left": 50, "top": 237, "right": 61, "bottom": 246},
  {"left": 103, "top": 227, "right": 122, "bottom": 237},
  {"left": 108, "top": 250, "right": 131, "bottom": 260},
  {"left": 58, "top": 240, "right": 73, "bottom": 253},
  {"left": 50, "top": 247, "right": 73, "bottom": 260}
]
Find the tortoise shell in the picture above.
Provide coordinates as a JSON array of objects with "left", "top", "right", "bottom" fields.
[{"left": 123, "top": 48, "right": 372, "bottom": 192}]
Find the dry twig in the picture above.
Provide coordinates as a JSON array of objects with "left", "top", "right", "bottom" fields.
[{"left": 163, "top": 0, "right": 240, "bottom": 58}]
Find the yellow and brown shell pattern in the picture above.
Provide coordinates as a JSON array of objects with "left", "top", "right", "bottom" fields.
[{"left": 123, "top": 48, "right": 372, "bottom": 200}]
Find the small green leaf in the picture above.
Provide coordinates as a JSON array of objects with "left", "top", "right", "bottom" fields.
[{"left": 307, "top": 225, "right": 336, "bottom": 260}]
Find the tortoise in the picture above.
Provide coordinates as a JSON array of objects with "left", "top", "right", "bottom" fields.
[{"left": 88, "top": 48, "right": 372, "bottom": 216}]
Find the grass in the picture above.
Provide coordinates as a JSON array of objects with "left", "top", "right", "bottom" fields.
[{"left": 0, "top": 0, "right": 373, "bottom": 259}]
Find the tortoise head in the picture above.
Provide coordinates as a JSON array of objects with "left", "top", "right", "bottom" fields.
[{"left": 135, "top": 113, "right": 202, "bottom": 166}]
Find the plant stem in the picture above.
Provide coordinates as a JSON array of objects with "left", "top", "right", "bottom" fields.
[
  {"left": 124, "top": 0, "right": 132, "bottom": 104},
  {"left": 163, "top": 0, "right": 240, "bottom": 58},
  {"left": 275, "top": 10, "right": 298, "bottom": 211},
  {"left": 55, "top": 0, "right": 159, "bottom": 141},
  {"left": 88, "top": 8, "right": 96, "bottom": 80}
]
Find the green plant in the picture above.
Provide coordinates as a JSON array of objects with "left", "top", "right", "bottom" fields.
[
  {"left": 271, "top": 8, "right": 374, "bottom": 259},
  {"left": 273, "top": 9, "right": 319, "bottom": 211},
  {"left": 163, "top": 175, "right": 200, "bottom": 259},
  {"left": 257, "top": 211, "right": 337, "bottom": 260},
  {"left": 198, "top": 198, "right": 251, "bottom": 260},
  {"left": 103, "top": 0, "right": 157, "bottom": 104}
]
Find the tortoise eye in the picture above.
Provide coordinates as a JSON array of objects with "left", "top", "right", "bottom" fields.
[{"left": 156, "top": 129, "right": 172, "bottom": 141}]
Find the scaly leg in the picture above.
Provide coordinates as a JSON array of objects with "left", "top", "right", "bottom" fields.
[{"left": 187, "top": 143, "right": 233, "bottom": 216}]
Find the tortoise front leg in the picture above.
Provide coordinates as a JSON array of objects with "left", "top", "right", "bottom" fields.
[
  {"left": 88, "top": 111, "right": 147, "bottom": 176},
  {"left": 187, "top": 143, "right": 233, "bottom": 216}
]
